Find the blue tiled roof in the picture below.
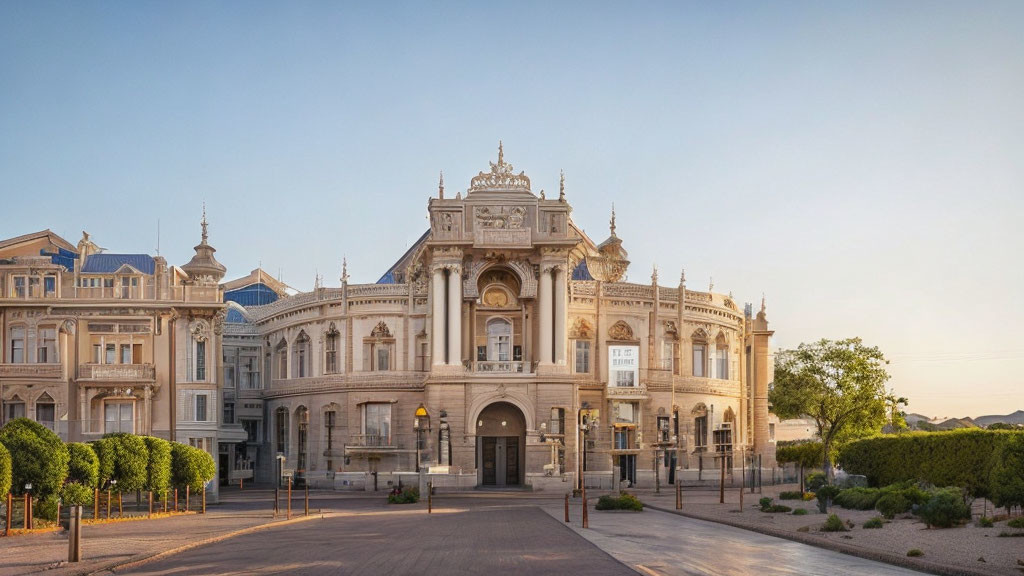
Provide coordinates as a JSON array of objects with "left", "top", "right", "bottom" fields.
[
  {"left": 81, "top": 254, "right": 156, "bottom": 275},
  {"left": 40, "top": 248, "right": 78, "bottom": 272},
  {"left": 225, "top": 308, "right": 249, "bottom": 324},
  {"left": 572, "top": 259, "right": 593, "bottom": 281},
  {"left": 225, "top": 283, "right": 279, "bottom": 306},
  {"left": 377, "top": 229, "right": 430, "bottom": 284}
]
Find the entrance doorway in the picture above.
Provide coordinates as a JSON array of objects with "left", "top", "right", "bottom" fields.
[
  {"left": 618, "top": 454, "right": 637, "bottom": 487},
  {"left": 475, "top": 401, "right": 526, "bottom": 487}
]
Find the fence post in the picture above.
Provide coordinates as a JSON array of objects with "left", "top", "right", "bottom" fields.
[
  {"left": 304, "top": 485, "right": 309, "bottom": 516},
  {"left": 739, "top": 454, "right": 745, "bottom": 511},
  {"left": 274, "top": 487, "right": 279, "bottom": 517},
  {"left": 24, "top": 493, "right": 30, "bottom": 529},
  {"left": 287, "top": 478, "right": 292, "bottom": 520},
  {"left": 564, "top": 493, "right": 569, "bottom": 522},
  {"left": 582, "top": 495, "right": 589, "bottom": 529},
  {"left": 719, "top": 456, "right": 726, "bottom": 504},
  {"left": 118, "top": 492, "right": 123, "bottom": 518},
  {"left": 93, "top": 489, "right": 99, "bottom": 520},
  {"left": 174, "top": 489, "right": 178, "bottom": 513},
  {"left": 105, "top": 489, "right": 111, "bottom": 519},
  {"left": 427, "top": 481, "right": 432, "bottom": 514},
  {"left": 676, "top": 477, "right": 682, "bottom": 510},
  {"left": 201, "top": 486, "right": 206, "bottom": 514}
]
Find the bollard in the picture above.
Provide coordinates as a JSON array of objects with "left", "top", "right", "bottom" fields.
[
  {"left": 56, "top": 500, "right": 61, "bottom": 527},
  {"left": 93, "top": 489, "right": 99, "bottom": 520},
  {"left": 564, "top": 493, "right": 570, "bottom": 523},
  {"left": 427, "top": 481, "right": 432, "bottom": 514},
  {"left": 148, "top": 491, "right": 153, "bottom": 518},
  {"left": 118, "top": 492, "right": 123, "bottom": 518},
  {"left": 676, "top": 478, "right": 682, "bottom": 510},
  {"left": 202, "top": 486, "right": 206, "bottom": 514},
  {"left": 274, "top": 487, "right": 279, "bottom": 517},
  {"left": 582, "top": 496, "right": 589, "bottom": 529},
  {"left": 174, "top": 489, "right": 179, "bottom": 513},
  {"left": 24, "top": 493, "right": 31, "bottom": 530},
  {"left": 185, "top": 486, "right": 190, "bottom": 513},
  {"left": 163, "top": 490, "right": 168, "bottom": 514},
  {"left": 68, "top": 506, "right": 82, "bottom": 562},
  {"left": 287, "top": 478, "right": 292, "bottom": 520},
  {"left": 240, "top": 477, "right": 243, "bottom": 490},
  {"left": 304, "top": 485, "right": 309, "bottom": 517},
  {"left": 106, "top": 489, "right": 111, "bottom": 519},
  {"left": 5, "top": 492, "right": 11, "bottom": 535}
]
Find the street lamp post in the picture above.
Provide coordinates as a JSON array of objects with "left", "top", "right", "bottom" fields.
[{"left": 579, "top": 415, "right": 599, "bottom": 529}]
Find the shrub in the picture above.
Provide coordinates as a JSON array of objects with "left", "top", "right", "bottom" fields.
[
  {"left": 759, "top": 497, "right": 772, "bottom": 509},
  {"left": 976, "top": 516, "right": 994, "bottom": 528},
  {"left": 1008, "top": 517, "right": 1024, "bottom": 529},
  {"left": 387, "top": 486, "right": 419, "bottom": 504},
  {"left": 806, "top": 472, "right": 827, "bottom": 492},
  {"left": 66, "top": 442, "right": 99, "bottom": 488},
  {"left": 907, "top": 549, "right": 924, "bottom": 557},
  {"left": 816, "top": 485, "right": 841, "bottom": 513},
  {"left": 875, "top": 492, "right": 911, "bottom": 519},
  {"left": 170, "top": 443, "right": 216, "bottom": 492},
  {"left": 834, "top": 487, "right": 881, "bottom": 510},
  {"left": 0, "top": 442, "right": 10, "bottom": 498},
  {"left": 35, "top": 495, "right": 60, "bottom": 521},
  {"left": 757, "top": 496, "right": 790, "bottom": 513},
  {"left": 840, "top": 429, "right": 1024, "bottom": 499},
  {"left": 917, "top": 487, "right": 971, "bottom": 528},
  {"left": 779, "top": 491, "right": 804, "bottom": 500},
  {"left": 792, "top": 508, "right": 808, "bottom": 516},
  {"left": 142, "top": 437, "right": 172, "bottom": 494},
  {"left": 864, "top": 516, "right": 884, "bottom": 529},
  {"left": 93, "top": 433, "right": 148, "bottom": 492},
  {"left": 0, "top": 418, "right": 70, "bottom": 498},
  {"left": 596, "top": 492, "right": 644, "bottom": 511},
  {"left": 823, "top": 513, "right": 848, "bottom": 532},
  {"left": 989, "top": 434, "right": 1024, "bottom": 512},
  {"left": 60, "top": 482, "right": 94, "bottom": 507},
  {"left": 997, "top": 531, "right": 1024, "bottom": 537}
]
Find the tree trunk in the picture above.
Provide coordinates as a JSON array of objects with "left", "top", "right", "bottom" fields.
[{"left": 823, "top": 440, "right": 832, "bottom": 484}]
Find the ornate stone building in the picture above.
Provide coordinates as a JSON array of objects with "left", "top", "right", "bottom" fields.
[
  {"left": 233, "top": 146, "right": 776, "bottom": 490},
  {"left": 0, "top": 214, "right": 243, "bottom": 501}
]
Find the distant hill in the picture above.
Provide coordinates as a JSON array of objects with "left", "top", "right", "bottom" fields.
[
  {"left": 973, "top": 410, "right": 1024, "bottom": 427},
  {"left": 933, "top": 417, "right": 977, "bottom": 430}
]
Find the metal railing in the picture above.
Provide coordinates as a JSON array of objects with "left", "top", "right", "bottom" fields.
[{"left": 473, "top": 361, "right": 527, "bottom": 373}]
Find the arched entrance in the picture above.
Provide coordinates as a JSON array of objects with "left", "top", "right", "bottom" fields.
[{"left": 475, "top": 402, "right": 526, "bottom": 487}]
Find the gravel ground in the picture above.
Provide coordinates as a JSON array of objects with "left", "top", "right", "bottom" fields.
[{"left": 640, "top": 483, "right": 1024, "bottom": 576}]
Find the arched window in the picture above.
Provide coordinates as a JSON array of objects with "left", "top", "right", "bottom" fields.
[
  {"left": 692, "top": 403, "right": 708, "bottom": 451},
  {"left": 275, "top": 407, "right": 289, "bottom": 455},
  {"left": 715, "top": 333, "right": 729, "bottom": 380},
  {"left": 486, "top": 318, "right": 512, "bottom": 362},
  {"left": 276, "top": 339, "right": 288, "bottom": 380},
  {"left": 35, "top": 392, "right": 55, "bottom": 431},
  {"left": 4, "top": 394, "right": 26, "bottom": 422},
  {"left": 363, "top": 321, "right": 394, "bottom": 371},
  {"left": 293, "top": 332, "right": 310, "bottom": 378},
  {"left": 691, "top": 330, "right": 707, "bottom": 377},
  {"left": 324, "top": 404, "right": 339, "bottom": 471},
  {"left": 296, "top": 406, "right": 309, "bottom": 471}
]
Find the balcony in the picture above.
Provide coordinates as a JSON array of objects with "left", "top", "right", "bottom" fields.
[
  {"left": 606, "top": 383, "right": 650, "bottom": 400},
  {"left": 0, "top": 363, "right": 63, "bottom": 379},
  {"left": 78, "top": 363, "right": 156, "bottom": 382},
  {"left": 345, "top": 434, "right": 403, "bottom": 455},
  {"left": 472, "top": 361, "right": 528, "bottom": 374},
  {"left": 228, "top": 460, "right": 254, "bottom": 481}
]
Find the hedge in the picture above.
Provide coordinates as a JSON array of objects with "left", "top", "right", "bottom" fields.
[
  {"left": 0, "top": 418, "right": 69, "bottom": 498},
  {"left": 93, "top": 433, "right": 149, "bottom": 492},
  {"left": 170, "top": 443, "right": 216, "bottom": 492},
  {"left": 0, "top": 442, "right": 10, "bottom": 497},
  {"left": 142, "top": 437, "right": 172, "bottom": 494},
  {"left": 989, "top": 433, "right": 1024, "bottom": 511},
  {"left": 67, "top": 442, "right": 100, "bottom": 488},
  {"left": 776, "top": 441, "right": 824, "bottom": 469},
  {"left": 839, "top": 429, "right": 1023, "bottom": 498}
]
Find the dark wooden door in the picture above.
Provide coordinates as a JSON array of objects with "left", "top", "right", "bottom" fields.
[{"left": 482, "top": 437, "right": 497, "bottom": 485}]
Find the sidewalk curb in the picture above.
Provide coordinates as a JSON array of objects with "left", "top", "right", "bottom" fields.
[
  {"left": 643, "top": 502, "right": 996, "bottom": 576},
  {"left": 82, "top": 513, "right": 324, "bottom": 576}
]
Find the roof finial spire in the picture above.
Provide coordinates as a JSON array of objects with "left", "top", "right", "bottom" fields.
[
  {"left": 651, "top": 263, "right": 658, "bottom": 285},
  {"left": 709, "top": 276, "right": 714, "bottom": 292},
  {"left": 609, "top": 203, "right": 617, "bottom": 237},
  {"left": 679, "top": 268, "right": 686, "bottom": 286},
  {"left": 498, "top": 140, "right": 504, "bottom": 166},
  {"left": 559, "top": 169, "right": 565, "bottom": 201},
  {"left": 438, "top": 171, "right": 445, "bottom": 199},
  {"left": 201, "top": 203, "right": 208, "bottom": 243},
  {"left": 341, "top": 257, "right": 349, "bottom": 284},
  {"left": 761, "top": 293, "right": 766, "bottom": 313}
]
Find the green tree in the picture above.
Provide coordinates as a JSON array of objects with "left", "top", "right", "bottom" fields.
[
  {"left": 142, "top": 437, "right": 172, "bottom": 494},
  {"left": 170, "top": 443, "right": 216, "bottom": 492},
  {"left": 66, "top": 442, "right": 100, "bottom": 488},
  {"left": 0, "top": 442, "right": 11, "bottom": 497},
  {"left": 769, "top": 338, "right": 894, "bottom": 482},
  {"left": 0, "top": 418, "right": 70, "bottom": 498},
  {"left": 93, "top": 433, "right": 148, "bottom": 492}
]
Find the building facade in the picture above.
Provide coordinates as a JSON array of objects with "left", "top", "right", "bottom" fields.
[{"left": 0, "top": 147, "right": 776, "bottom": 493}]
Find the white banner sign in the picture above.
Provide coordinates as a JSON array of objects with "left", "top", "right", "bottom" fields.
[{"left": 608, "top": 345, "right": 639, "bottom": 387}]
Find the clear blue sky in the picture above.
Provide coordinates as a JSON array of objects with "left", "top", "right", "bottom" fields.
[{"left": 2, "top": 1, "right": 1022, "bottom": 418}]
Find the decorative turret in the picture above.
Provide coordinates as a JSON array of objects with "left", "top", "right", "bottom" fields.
[
  {"left": 586, "top": 204, "right": 630, "bottom": 282},
  {"left": 181, "top": 206, "right": 226, "bottom": 285}
]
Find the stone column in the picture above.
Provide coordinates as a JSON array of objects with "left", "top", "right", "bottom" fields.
[
  {"left": 431, "top": 267, "right": 445, "bottom": 366},
  {"left": 538, "top": 267, "right": 553, "bottom": 365},
  {"left": 553, "top": 266, "right": 567, "bottom": 365},
  {"left": 446, "top": 265, "right": 462, "bottom": 366}
]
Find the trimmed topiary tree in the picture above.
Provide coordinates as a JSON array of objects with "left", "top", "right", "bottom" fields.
[
  {"left": 989, "top": 433, "right": 1024, "bottom": 513},
  {"left": 0, "top": 442, "right": 11, "bottom": 497},
  {"left": 66, "top": 442, "right": 100, "bottom": 488},
  {"left": 142, "top": 436, "right": 172, "bottom": 494},
  {"left": 776, "top": 441, "right": 824, "bottom": 493},
  {"left": 0, "top": 418, "right": 70, "bottom": 498},
  {"left": 93, "top": 433, "right": 149, "bottom": 492},
  {"left": 60, "top": 482, "right": 95, "bottom": 507},
  {"left": 170, "top": 443, "right": 216, "bottom": 492}
]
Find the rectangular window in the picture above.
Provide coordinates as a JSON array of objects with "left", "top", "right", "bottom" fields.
[
  {"left": 662, "top": 341, "right": 675, "bottom": 372},
  {"left": 195, "top": 394, "right": 208, "bottom": 422},
  {"left": 133, "top": 343, "right": 142, "bottom": 364},
  {"left": 28, "top": 277, "right": 40, "bottom": 298},
  {"left": 376, "top": 347, "right": 390, "bottom": 371},
  {"left": 325, "top": 335, "right": 338, "bottom": 374},
  {"left": 92, "top": 344, "right": 102, "bottom": 364},
  {"left": 12, "top": 276, "right": 26, "bottom": 298},
  {"left": 223, "top": 401, "right": 234, "bottom": 425},
  {"left": 769, "top": 423, "right": 776, "bottom": 442},
  {"left": 225, "top": 366, "right": 235, "bottom": 388},
  {"left": 120, "top": 344, "right": 132, "bottom": 364},
  {"left": 36, "top": 403, "right": 55, "bottom": 429},
  {"left": 364, "top": 403, "right": 392, "bottom": 445},
  {"left": 10, "top": 326, "right": 25, "bottom": 363},
  {"left": 614, "top": 370, "right": 635, "bottom": 387},
  {"left": 574, "top": 340, "right": 590, "bottom": 373},
  {"left": 613, "top": 402, "right": 636, "bottom": 424},
  {"left": 43, "top": 275, "right": 56, "bottom": 297},
  {"left": 195, "top": 341, "right": 206, "bottom": 380},
  {"left": 692, "top": 344, "right": 706, "bottom": 377},
  {"left": 242, "top": 419, "right": 259, "bottom": 443},
  {"left": 37, "top": 327, "right": 56, "bottom": 363},
  {"left": 657, "top": 416, "right": 671, "bottom": 443},
  {"left": 550, "top": 408, "right": 565, "bottom": 435},
  {"left": 5, "top": 402, "right": 26, "bottom": 422},
  {"left": 716, "top": 348, "right": 729, "bottom": 380},
  {"left": 103, "top": 278, "right": 114, "bottom": 289},
  {"left": 105, "top": 343, "right": 116, "bottom": 364},
  {"left": 104, "top": 402, "right": 134, "bottom": 434},
  {"left": 278, "top": 347, "right": 287, "bottom": 379}
]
